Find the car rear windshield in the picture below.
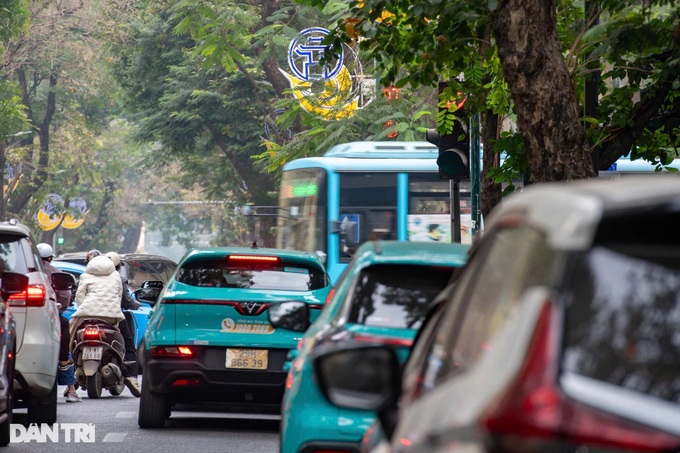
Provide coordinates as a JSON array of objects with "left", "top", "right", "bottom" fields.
[
  {"left": 346, "top": 264, "right": 453, "bottom": 330},
  {"left": 0, "top": 234, "right": 31, "bottom": 274},
  {"left": 121, "top": 259, "right": 177, "bottom": 289},
  {"left": 176, "top": 258, "right": 327, "bottom": 291},
  {"left": 564, "top": 209, "right": 680, "bottom": 404}
]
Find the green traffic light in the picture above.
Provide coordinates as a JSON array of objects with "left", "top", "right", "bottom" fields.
[
  {"left": 57, "top": 237, "right": 64, "bottom": 245},
  {"left": 437, "top": 149, "right": 469, "bottom": 178}
]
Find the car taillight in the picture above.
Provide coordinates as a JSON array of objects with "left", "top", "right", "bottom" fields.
[
  {"left": 83, "top": 326, "right": 101, "bottom": 340},
  {"left": 172, "top": 379, "right": 200, "bottom": 387},
  {"left": 481, "top": 300, "right": 680, "bottom": 451},
  {"left": 324, "top": 288, "right": 335, "bottom": 306},
  {"left": 354, "top": 334, "right": 413, "bottom": 347},
  {"left": 8, "top": 284, "right": 46, "bottom": 307},
  {"left": 151, "top": 346, "right": 195, "bottom": 358}
]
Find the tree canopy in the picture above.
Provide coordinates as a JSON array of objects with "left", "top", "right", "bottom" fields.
[{"left": 297, "top": 0, "right": 680, "bottom": 204}]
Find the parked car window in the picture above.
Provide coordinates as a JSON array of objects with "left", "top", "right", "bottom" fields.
[
  {"left": 345, "top": 264, "right": 452, "bottom": 329},
  {"left": 436, "top": 226, "right": 557, "bottom": 381},
  {"left": 564, "top": 244, "right": 680, "bottom": 403},
  {"left": 0, "top": 234, "right": 31, "bottom": 274},
  {"left": 176, "top": 258, "right": 327, "bottom": 291}
]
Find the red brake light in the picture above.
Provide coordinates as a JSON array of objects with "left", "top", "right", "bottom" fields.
[
  {"left": 481, "top": 300, "right": 680, "bottom": 451},
  {"left": 83, "top": 326, "right": 100, "bottom": 340},
  {"left": 8, "top": 284, "right": 46, "bottom": 307},
  {"left": 227, "top": 255, "right": 280, "bottom": 263},
  {"left": 151, "top": 346, "right": 195, "bottom": 358}
]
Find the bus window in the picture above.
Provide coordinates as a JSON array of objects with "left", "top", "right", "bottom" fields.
[
  {"left": 408, "top": 173, "right": 450, "bottom": 214},
  {"left": 408, "top": 173, "right": 472, "bottom": 244},
  {"left": 339, "top": 173, "right": 398, "bottom": 260},
  {"left": 276, "top": 168, "right": 327, "bottom": 253}
]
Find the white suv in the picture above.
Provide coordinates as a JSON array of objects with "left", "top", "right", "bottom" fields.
[{"left": 0, "top": 220, "right": 61, "bottom": 423}]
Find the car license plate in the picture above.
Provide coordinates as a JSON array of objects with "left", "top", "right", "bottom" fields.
[
  {"left": 82, "top": 346, "right": 103, "bottom": 360},
  {"left": 225, "top": 349, "right": 268, "bottom": 370}
]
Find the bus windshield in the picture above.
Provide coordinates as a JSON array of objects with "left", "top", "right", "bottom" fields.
[{"left": 276, "top": 168, "right": 327, "bottom": 253}]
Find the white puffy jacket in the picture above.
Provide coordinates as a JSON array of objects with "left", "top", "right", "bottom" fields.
[{"left": 73, "top": 255, "right": 124, "bottom": 321}]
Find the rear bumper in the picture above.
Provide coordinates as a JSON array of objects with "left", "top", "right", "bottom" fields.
[{"left": 145, "top": 346, "right": 288, "bottom": 407}]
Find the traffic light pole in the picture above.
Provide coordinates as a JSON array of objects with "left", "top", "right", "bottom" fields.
[
  {"left": 451, "top": 179, "right": 461, "bottom": 243},
  {"left": 470, "top": 113, "right": 481, "bottom": 238}
]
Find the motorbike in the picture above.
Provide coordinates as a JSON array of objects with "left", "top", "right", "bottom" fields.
[{"left": 72, "top": 319, "right": 127, "bottom": 399}]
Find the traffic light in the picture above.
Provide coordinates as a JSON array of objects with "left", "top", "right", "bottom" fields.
[{"left": 425, "top": 82, "right": 470, "bottom": 180}]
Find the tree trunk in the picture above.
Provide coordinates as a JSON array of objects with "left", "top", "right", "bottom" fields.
[
  {"left": 481, "top": 112, "right": 503, "bottom": 220},
  {"left": 122, "top": 222, "right": 142, "bottom": 253},
  {"left": 8, "top": 70, "right": 57, "bottom": 214},
  {"left": 75, "top": 181, "right": 115, "bottom": 251},
  {"left": 492, "top": 0, "right": 595, "bottom": 182}
]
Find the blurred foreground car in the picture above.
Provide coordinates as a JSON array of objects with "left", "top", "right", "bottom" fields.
[
  {"left": 314, "top": 177, "right": 680, "bottom": 453},
  {"left": 270, "top": 240, "right": 468, "bottom": 453},
  {"left": 136, "top": 246, "right": 332, "bottom": 428}
]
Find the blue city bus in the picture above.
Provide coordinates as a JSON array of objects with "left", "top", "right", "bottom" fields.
[
  {"left": 275, "top": 141, "right": 679, "bottom": 282},
  {"left": 275, "top": 141, "right": 469, "bottom": 282},
  {"left": 599, "top": 154, "right": 680, "bottom": 175}
]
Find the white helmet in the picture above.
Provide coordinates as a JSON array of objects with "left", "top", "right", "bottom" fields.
[
  {"left": 37, "top": 243, "right": 54, "bottom": 259},
  {"left": 105, "top": 251, "right": 121, "bottom": 267}
]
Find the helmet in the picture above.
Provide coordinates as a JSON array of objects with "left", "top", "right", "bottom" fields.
[
  {"left": 86, "top": 249, "right": 101, "bottom": 263},
  {"left": 37, "top": 243, "right": 54, "bottom": 259},
  {"left": 105, "top": 251, "right": 121, "bottom": 267}
]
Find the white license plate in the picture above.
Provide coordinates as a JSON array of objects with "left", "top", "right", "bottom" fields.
[
  {"left": 82, "top": 346, "right": 102, "bottom": 360},
  {"left": 225, "top": 349, "right": 268, "bottom": 370}
]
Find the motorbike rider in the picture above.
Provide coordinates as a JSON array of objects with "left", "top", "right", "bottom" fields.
[
  {"left": 105, "top": 251, "right": 142, "bottom": 397},
  {"left": 37, "top": 243, "right": 82, "bottom": 403},
  {"left": 69, "top": 252, "right": 123, "bottom": 358}
]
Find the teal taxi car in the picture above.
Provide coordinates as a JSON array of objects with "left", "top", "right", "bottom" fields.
[
  {"left": 136, "top": 246, "right": 331, "bottom": 428},
  {"left": 268, "top": 240, "right": 469, "bottom": 453}
]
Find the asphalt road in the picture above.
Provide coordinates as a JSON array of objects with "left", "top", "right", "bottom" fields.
[{"left": 8, "top": 382, "right": 280, "bottom": 452}]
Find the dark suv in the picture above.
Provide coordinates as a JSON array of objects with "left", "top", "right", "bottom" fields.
[{"left": 313, "top": 176, "right": 680, "bottom": 453}]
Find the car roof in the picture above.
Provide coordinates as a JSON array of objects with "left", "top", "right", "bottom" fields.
[
  {"left": 180, "top": 247, "right": 327, "bottom": 271},
  {"left": 55, "top": 252, "right": 176, "bottom": 264},
  {"left": 488, "top": 176, "right": 680, "bottom": 250},
  {"left": 52, "top": 261, "right": 87, "bottom": 273},
  {"left": 0, "top": 219, "right": 32, "bottom": 236},
  {"left": 118, "top": 253, "right": 176, "bottom": 264},
  {"left": 351, "top": 240, "right": 470, "bottom": 267}
]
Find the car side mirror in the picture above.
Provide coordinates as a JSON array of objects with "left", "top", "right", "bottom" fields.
[
  {"left": 51, "top": 272, "right": 76, "bottom": 291},
  {"left": 268, "top": 301, "right": 310, "bottom": 332},
  {"left": 1, "top": 272, "right": 28, "bottom": 301},
  {"left": 313, "top": 343, "right": 401, "bottom": 440},
  {"left": 141, "top": 280, "right": 164, "bottom": 289},
  {"left": 134, "top": 287, "right": 161, "bottom": 306}
]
